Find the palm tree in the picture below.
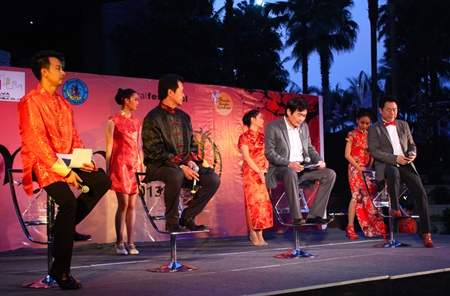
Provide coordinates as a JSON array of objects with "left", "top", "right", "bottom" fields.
[
  {"left": 265, "top": 0, "right": 315, "bottom": 94},
  {"left": 309, "top": 0, "right": 358, "bottom": 116}
]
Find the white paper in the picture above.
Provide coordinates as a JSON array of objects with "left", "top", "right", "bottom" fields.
[
  {"left": 57, "top": 148, "right": 92, "bottom": 168},
  {"left": 304, "top": 164, "right": 320, "bottom": 169}
]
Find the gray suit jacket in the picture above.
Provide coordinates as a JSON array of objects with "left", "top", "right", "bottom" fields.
[
  {"left": 367, "top": 119, "right": 418, "bottom": 181},
  {"left": 264, "top": 117, "right": 322, "bottom": 189}
]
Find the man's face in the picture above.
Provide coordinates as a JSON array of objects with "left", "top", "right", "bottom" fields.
[
  {"left": 380, "top": 101, "right": 398, "bottom": 122},
  {"left": 286, "top": 109, "right": 307, "bottom": 128},
  {"left": 166, "top": 81, "right": 185, "bottom": 107},
  {"left": 42, "top": 57, "right": 65, "bottom": 87}
]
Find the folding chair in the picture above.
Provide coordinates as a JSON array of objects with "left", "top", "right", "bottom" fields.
[
  {"left": 269, "top": 179, "right": 328, "bottom": 258},
  {"left": 135, "top": 172, "right": 208, "bottom": 272},
  {"left": 8, "top": 168, "right": 58, "bottom": 288},
  {"left": 362, "top": 170, "right": 412, "bottom": 248}
]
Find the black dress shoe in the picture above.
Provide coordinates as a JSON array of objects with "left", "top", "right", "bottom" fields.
[
  {"left": 74, "top": 232, "right": 91, "bottom": 241},
  {"left": 180, "top": 217, "right": 207, "bottom": 231},
  {"left": 292, "top": 218, "right": 306, "bottom": 226},
  {"left": 49, "top": 267, "right": 82, "bottom": 290},
  {"left": 165, "top": 223, "right": 186, "bottom": 232},
  {"left": 306, "top": 217, "right": 331, "bottom": 225}
]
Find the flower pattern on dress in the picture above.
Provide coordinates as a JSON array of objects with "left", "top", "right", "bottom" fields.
[
  {"left": 346, "top": 129, "right": 387, "bottom": 237},
  {"left": 238, "top": 129, "right": 273, "bottom": 230}
]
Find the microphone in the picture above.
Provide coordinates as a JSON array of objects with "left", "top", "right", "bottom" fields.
[
  {"left": 78, "top": 182, "right": 90, "bottom": 194},
  {"left": 301, "top": 157, "right": 311, "bottom": 165},
  {"left": 191, "top": 165, "right": 199, "bottom": 195}
]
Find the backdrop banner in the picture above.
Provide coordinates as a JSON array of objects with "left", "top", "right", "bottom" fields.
[{"left": 0, "top": 66, "right": 322, "bottom": 252}]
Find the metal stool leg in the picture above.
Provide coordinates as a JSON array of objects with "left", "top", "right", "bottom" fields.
[
  {"left": 21, "top": 196, "right": 58, "bottom": 288},
  {"left": 373, "top": 198, "right": 411, "bottom": 248},
  {"left": 148, "top": 234, "right": 199, "bottom": 272},
  {"left": 275, "top": 226, "right": 317, "bottom": 258}
]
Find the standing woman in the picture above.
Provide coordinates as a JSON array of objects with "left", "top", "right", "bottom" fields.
[
  {"left": 345, "top": 108, "right": 387, "bottom": 239},
  {"left": 238, "top": 110, "right": 273, "bottom": 246},
  {"left": 106, "top": 88, "right": 144, "bottom": 255}
]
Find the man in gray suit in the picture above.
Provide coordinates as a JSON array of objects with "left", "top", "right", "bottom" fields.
[
  {"left": 265, "top": 98, "right": 336, "bottom": 225},
  {"left": 368, "top": 95, "right": 433, "bottom": 247}
]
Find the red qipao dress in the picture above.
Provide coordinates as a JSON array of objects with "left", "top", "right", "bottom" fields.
[
  {"left": 238, "top": 129, "right": 273, "bottom": 230},
  {"left": 108, "top": 113, "right": 142, "bottom": 194},
  {"left": 346, "top": 129, "right": 387, "bottom": 237}
]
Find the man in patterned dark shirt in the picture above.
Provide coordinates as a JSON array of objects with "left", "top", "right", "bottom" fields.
[{"left": 142, "top": 74, "right": 220, "bottom": 232}]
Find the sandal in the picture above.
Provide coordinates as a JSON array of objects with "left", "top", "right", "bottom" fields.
[
  {"left": 346, "top": 225, "right": 359, "bottom": 240},
  {"left": 127, "top": 244, "right": 139, "bottom": 255},
  {"left": 115, "top": 243, "right": 128, "bottom": 255}
]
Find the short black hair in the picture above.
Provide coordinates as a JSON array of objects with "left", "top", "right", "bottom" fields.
[
  {"left": 379, "top": 95, "right": 399, "bottom": 109},
  {"left": 158, "top": 74, "right": 184, "bottom": 100},
  {"left": 285, "top": 97, "right": 309, "bottom": 116},
  {"left": 114, "top": 88, "right": 137, "bottom": 105},
  {"left": 31, "top": 50, "right": 65, "bottom": 81}
]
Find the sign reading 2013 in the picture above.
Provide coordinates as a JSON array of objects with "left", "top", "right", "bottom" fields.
[{"left": 62, "top": 78, "right": 88, "bottom": 105}]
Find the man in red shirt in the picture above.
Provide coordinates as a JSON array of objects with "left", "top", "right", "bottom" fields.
[{"left": 18, "top": 50, "right": 111, "bottom": 289}]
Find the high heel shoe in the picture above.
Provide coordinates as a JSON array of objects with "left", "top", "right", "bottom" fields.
[
  {"left": 115, "top": 243, "right": 128, "bottom": 255},
  {"left": 260, "top": 241, "right": 268, "bottom": 246},
  {"left": 346, "top": 225, "right": 359, "bottom": 240},
  {"left": 251, "top": 241, "right": 262, "bottom": 246},
  {"left": 127, "top": 244, "right": 139, "bottom": 255}
]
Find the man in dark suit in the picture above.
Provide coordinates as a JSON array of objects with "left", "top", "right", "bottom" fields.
[
  {"left": 368, "top": 95, "right": 433, "bottom": 247},
  {"left": 265, "top": 98, "right": 336, "bottom": 225}
]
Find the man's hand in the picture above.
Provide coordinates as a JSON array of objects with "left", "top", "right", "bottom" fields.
[
  {"left": 397, "top": 155, "right": 413, "bottom": 165},
  {"left": 64, "top": 171, "right": 84, "bottom": 189},
  {"left": 181, "top": 164, "right": 199, "bottom": 181},
  {"left": 317, "top": 160, "right": 326, "bottom": 169},
  {"left": 288, "top": 162, "right": 304, "bottom": 173},
  {"left": 79, "top": 162, "right": 95, "bottom": 172}
]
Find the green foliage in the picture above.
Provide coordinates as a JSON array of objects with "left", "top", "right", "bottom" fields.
[
  {"left": 430, "top": 186, "right": 450, "bottom": 205},
  {"left": 110, "top": 0, "right": 290, "bottom": 90}
]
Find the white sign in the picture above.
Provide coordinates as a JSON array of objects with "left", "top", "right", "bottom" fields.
[{"left": 0, "top": 70, "right": 25, "bottom": 102}]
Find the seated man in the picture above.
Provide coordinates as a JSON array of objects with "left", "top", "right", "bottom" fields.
[
  {"left": 368, "top": 95, "right": 433, "bottom": 247},
  {"left": 18, "top": 50, "right": 111, "bottom": 289},
  {"left": 265, "top": 98, "right": 336, "bottom": 225},
  {"left": 142, "top": 74, "right": 220, "bottom": 232}
]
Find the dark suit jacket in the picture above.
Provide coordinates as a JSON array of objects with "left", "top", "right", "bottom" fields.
[
  {"left": 264, "top": 117, "right": 322, "bottom": 189},
  {"left": 367, "top": 119, "right": 418, "bottom": 181}
]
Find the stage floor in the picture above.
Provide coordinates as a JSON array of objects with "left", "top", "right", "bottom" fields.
[{"left": 1, "top": 228, "right": 449, "bottom": 295}]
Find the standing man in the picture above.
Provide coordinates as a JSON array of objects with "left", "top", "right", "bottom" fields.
[
  {"left": 18, "top": 50, "right": 111, "bottom": 289},
  {"left": 368, "top": 95, "right": 433, "bottom": 247},
  {"left": 142, "top": 74, "right": 220, "bottom": 232},
  {"left": 265, "top": 97, "right": 336, "bottom": 225}
]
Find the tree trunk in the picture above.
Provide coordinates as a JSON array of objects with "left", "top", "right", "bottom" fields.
[
  {"left": 301, "top": 21, "right": 309, "bottom": 93},
  {"left": 224, "top": 0, "right": 235, "bottom": 86},
  {"left": 319, "top": 50, "right": 331, "bottom": 117},
  {"left": 388, "top": 0, "right": 399, "bottom": 99},
  {"left": 368, "top": 0, "right": 378, "bottom": 113}
]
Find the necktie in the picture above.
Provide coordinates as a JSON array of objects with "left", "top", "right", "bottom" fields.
[{"left": 384, "top": 120, "right": 396, "bottom": 126}]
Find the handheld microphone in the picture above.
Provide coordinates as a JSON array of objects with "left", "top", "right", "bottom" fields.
[
  {"left": 191, "top": 165, "right": 199, "bottom": 195},
  {"left": 301, "top": 157, "right": 311, "bottom": 165},
  {"left": 78, "top": 182, "right": 90, "bottom": 194}
]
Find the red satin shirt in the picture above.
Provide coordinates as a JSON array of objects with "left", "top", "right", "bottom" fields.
[{"left": 18, "top": 84, "right": 84, "bottom": 195}]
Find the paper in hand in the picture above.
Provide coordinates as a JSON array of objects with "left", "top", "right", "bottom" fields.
[{"left": 57, "top": 148, "right": 93, "bottom": 168}]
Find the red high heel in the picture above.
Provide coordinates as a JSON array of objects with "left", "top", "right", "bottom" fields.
[{"left": 346, "top": 225, "right": 359, "bottom": 240}]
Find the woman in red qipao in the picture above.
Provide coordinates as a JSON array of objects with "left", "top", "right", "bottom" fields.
[
  {"left": 106, "top": 88, "right": 144, "bottom": 255},
  {"left": 345, "top": 108, "right": 387, "bottom": 239},
  {"left": 238, "top": 110, "right": 273, "bottom": 246}
]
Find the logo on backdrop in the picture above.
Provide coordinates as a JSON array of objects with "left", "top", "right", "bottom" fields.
[
  {"left": 0, "top": 70, "right": 25, "bottom": 102},
  {"left": 212, "top": 91, "right": 233, "bottom": 116},
  {"left": 62, "top": 78, "right": 88, "bottom": 105}
]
